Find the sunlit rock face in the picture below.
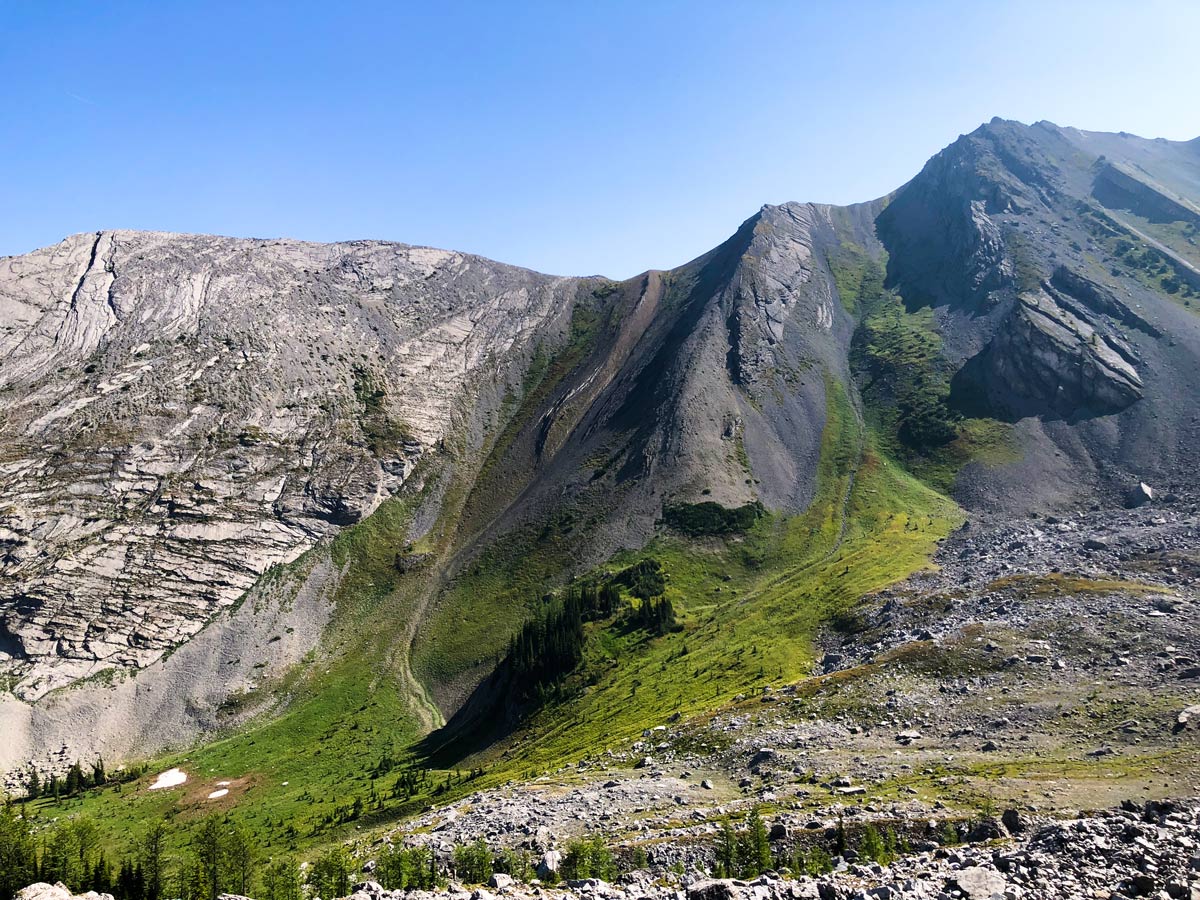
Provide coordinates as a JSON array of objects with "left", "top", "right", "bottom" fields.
[{"left": 0, "top": 230, "right": 585, "bottom": 699}]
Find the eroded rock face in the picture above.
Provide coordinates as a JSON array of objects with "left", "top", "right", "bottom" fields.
[
  {"left": 952, "top": 285, "right": 1143, "bottom": 420},
  {"left": 875, "top": 127, "right": 1021, "bottom": 310},
  {"left": 0, "top": 231, "right": 584, "bottom": 699}
]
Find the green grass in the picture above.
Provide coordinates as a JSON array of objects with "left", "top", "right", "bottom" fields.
[
  {"left": 410, "top": 515, "right": 586, "bottom": 689},
  {"left": 827, "top": 242, "right": 882, "bottom": 314},
  {"left": 984, "top": 571, "right": 1173, "bottom": 598},
  {"left": 911, "top": 417, "right": 1020, "bottom": 493},
  {"left": 1077, "top": 203, "right": 1200, "bottom": 313},
  {"left": 828, "top": 242, "right": 1016, "bottom": 491}
]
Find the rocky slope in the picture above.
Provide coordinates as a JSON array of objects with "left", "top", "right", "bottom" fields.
[
  {"left": 354, "top": 798, "right": 1200, "bottom": 899},
  {"left": 21, "top": 798, "right": 1200, "bottom": 900},
  {"left": 2, "top": 119, "right": 1200, "bottom": 786}
]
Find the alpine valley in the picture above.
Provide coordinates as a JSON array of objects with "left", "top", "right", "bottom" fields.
[{"left": 3, "top": 119, "right": 1200, "bottom": 900}]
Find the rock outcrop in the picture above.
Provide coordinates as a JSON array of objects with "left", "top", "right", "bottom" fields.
[
  {"left": 952, "top": 284, "right": 1144, "bottom": 420},
  {"left": 0, "top": 231, "right": 589, "bottom": 700},
  {"left": 15, "top": 885, "right": 112, "bottom": 900}
]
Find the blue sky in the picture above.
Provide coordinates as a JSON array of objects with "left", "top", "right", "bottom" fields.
[{"left": 4, "top": 1, "right": 1198, "bottom": 278}]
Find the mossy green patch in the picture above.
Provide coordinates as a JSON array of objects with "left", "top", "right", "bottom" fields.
[
  {"left": 662, "top": 500, "right": 765, "bottom": 536},
  {"left": 827, "top": 242, "right": 883, "bottom": 315},
  {"left": 833, "top": 247, "right": 1015, "bottom": 491},
  {"left": 985, "top": 572, "right": 1172, "bottom": 598}
]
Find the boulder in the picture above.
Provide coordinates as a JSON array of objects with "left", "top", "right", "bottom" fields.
[
  {"left": 536, "top": 850, "right": 562, "bottom": 882},
  {"left": 1126, "top": 482, "right": 1154, "bottom": 508},
  {"left": 966, "top": 817, "right": 1007, "bottom": 842},
  {"left": 17, "top": 887, "right": 113, "bottom": 900},
  {"left": 1174, "top": 705, "right": 1200, "bottom": 733},
  {"left": 750, "top": 748, "right": 779, "bottom": 767},
  {"left": 1001, "top": 808, "right": 1026, "bottom": 834},
  {"left": 950, "top": 866, "right": 1007, "bottom": 899},
  {"left": 687, "top": 879, "right": 741, "bottom": 900}
]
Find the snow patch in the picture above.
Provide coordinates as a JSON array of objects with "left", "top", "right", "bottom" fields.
[{"left": 149, "top": 768, "right": 187, "bottom": 790}]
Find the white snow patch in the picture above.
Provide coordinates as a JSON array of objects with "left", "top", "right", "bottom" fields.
[
  {"left": 149, "top": 768, "right": 187, "bottom": 790},
  {"left": 207, "top": 789, "right": 229, "bottom": 800}
]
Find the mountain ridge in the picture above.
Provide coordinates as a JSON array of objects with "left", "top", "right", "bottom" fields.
[{"left": 2, "top": 119, "right": 1200, "bottom": 853}]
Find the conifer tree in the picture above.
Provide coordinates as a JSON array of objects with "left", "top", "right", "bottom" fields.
[
  {"left": 193, "top": 817, "right": 224, "bottom": 900},
  {"left": 142, "top": 822, "right": 168, "bottom": 900},
  {"left": 0, "top": 805, "right": 37, "bottom": 900}
]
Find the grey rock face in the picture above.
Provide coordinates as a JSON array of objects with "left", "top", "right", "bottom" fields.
[
  {"left": 955, "top": 284, "right": 1144, "bottom": 420},
  {"left": 0, "top": 230, "right": 584, "bottom": 699}
]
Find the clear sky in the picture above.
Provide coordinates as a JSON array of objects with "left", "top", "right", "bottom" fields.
[{"left": 4, "top": 0, "right": 1198, "bottom": 278}]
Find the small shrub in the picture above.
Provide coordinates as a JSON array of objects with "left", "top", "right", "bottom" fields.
[
  {"left": 859, "top": 824, "right": 897, "bottom": 865},
  {"left": 452, "top": 838, "right": 493, "bottom": 885},
  {"left": 560, "top": 835, "right": 617, "bottom": 881},
  {"left": 495, "top": 848, "right": 534, "bottom": 882},
  {"left": 663, "top": 501, "right": 765, "bottom": 537},
  {"left": 307, "top": 847, "right": 351, "bottom": 900},
  {"left": 613, "top": 558, "right": 666, "bottom": 599}
]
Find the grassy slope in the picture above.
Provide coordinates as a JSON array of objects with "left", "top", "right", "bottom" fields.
[
  {"left": 456, "top": 379, "right": 961, "bottom": 776},
  {"left": 18, "top": 493, "right": 434, "bottom": 860},
  {"left": 832, "top": 241, "right": 1017, "bottom": 493}
]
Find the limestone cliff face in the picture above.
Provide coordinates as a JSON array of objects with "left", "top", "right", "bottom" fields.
[{"left": 0, "top": 231, "right": 586, "bottom": 700}]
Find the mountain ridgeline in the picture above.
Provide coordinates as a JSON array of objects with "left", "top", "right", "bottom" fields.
[{"left": 2, "top": 118, "right": 1199, "bottom": 809}]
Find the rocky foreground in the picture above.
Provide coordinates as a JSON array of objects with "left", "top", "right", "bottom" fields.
[
  {"left": 17, "top": 800, "right": 1200, "bottom": 900},
  {"left": 365, "top": 801, "right": 1200, "bottom": 899}
]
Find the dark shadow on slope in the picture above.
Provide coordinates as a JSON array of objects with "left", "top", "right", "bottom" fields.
[{"left": 414, "top": 663, "right": 522, "bottom": 768}]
